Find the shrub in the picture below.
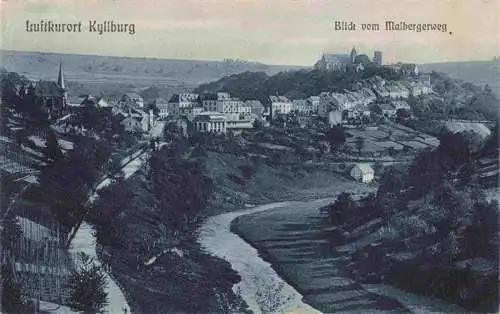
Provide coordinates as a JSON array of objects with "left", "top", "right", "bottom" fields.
[{"left": 67, "top": 253, "right": 108, "bottom": 313}]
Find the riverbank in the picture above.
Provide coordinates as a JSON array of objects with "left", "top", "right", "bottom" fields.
[
  {"left": 89, "top": 143, "right": 371, "bottom": 313},
  {"left": 231, "top": 199, "right": 467, "bottom": 313}
]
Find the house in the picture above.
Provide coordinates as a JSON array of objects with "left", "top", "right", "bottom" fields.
[
  {"left": 401, "top": 64, "right": 419, "bottom": 76},
  {"left": 387, "top": 83, "right": 410, "bottom": 99},
  {"left": 165, "top": 116, "right": 190, "bottom": 137},
  {"left": 226, "top": 119, "right": 254, "bottom": 132},
  {"left": 292, "top": 99, "right": 312, "bottom": 116},
  {"left": 328, "top": 110, "right": 342, "bottom": 127},
  {"left": 121, "top": 92, "right": 144, "bottom": 108},
  {"left": 392, "top": 100, "right": 411, "bottom": 111},
  {"left": 319, "top": 93, "right": 340, "bottom": 116},
  {"left": 245, "top": 100, "right": 265, "bottom": 117},
  {"left": 120, "top": 115, "right": 143, "bottom": 132},
  {"left": 350, "top": 163, "right": 375, "bottom": 183},
  {"left": 149, "top": 98, "right": 169, "bottom": 118},
  {"left": 372, "top": 85, "right": 390, "bottom": 98},
  {"left": 34, "top": 81, "right": 66, "bottom": 115},
  {"left": 405, "top": 80, "right": 431, "bottom": 96},
  {"left": 193, "top": 111, "right": 227, "bottom": 134},
  {"left": 168, "top": 93, "right": 200, "bottom": 115},
  {"left": 79, "top": 95, "right": 113, "bottom": 109},
  {"left": 269, "top": 96, "right": 293, "bottom": 117},
  {"left": 200, "top": 92, "right": 244, "bottom": 114},
  {"left": 308, "top": 96, "right": 320, "bottom": 113},
  {"left": 116, "top": 108, "right": 152, "bottom": 133},
  {"left": 379, "top": 103, "right": 398, "bottom": 118},
  {"left": 353, "top": 104, "right": 371, "bottom": 118},
  {"left": 386, "top": 63, "right": 419, "bottom": 77},
  {"left": 67, "top": 95, "right": 88, "bottom": 108},
  {"left": 32, "top": 61, "right": 68, "bottom": 117}
]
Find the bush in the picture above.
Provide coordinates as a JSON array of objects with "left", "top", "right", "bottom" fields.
[{"left": 67, "top": 253, "right": 108, "bottom": 313}]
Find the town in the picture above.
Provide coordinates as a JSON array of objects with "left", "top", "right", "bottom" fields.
[{"left": 1, "top": 45, "right": 498, "bottom": 314}]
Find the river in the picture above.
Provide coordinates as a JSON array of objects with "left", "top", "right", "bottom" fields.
[
  {"left": 198, "top": 197, "right": 468, "bottom": 314},
  {"left": 198, "top": 201, "right": 326, "bottom": 314}
]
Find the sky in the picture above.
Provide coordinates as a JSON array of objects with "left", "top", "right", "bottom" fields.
[{"left": 2, "top": 0, "right": 499, "bottom": 65}]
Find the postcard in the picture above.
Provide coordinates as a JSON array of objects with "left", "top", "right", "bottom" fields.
[{"left": 1, "top": 0, "right": 498, "bottom": 313}]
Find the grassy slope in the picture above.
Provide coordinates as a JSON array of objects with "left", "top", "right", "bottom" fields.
[
  {"left": 204, "top": 150, "right": 371, "bottom": 216},
  {"left": 91, "top": 132, "right": 367, "bottom": 313},
  {"left": 92, "top": 166, "right": 245, "bottom": 313}
]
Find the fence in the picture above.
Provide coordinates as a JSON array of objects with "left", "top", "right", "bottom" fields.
[{"left": 2, "top": 232, "right": 75, "bottom": 304}]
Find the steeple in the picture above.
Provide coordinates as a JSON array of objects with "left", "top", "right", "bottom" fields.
[
  {"left": 57, "top": 60, "right": 65, "bottom": 90},
  {"left": 57, "top": 60, "right": 67, "bottom": 107}
]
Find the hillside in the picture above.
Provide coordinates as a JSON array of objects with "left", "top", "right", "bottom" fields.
[
  {"left": 1, "top": 50, "right": 306, "bottom": 100},
  {"left": 195, "top": 67, "right": 498, "bottom": 121},
  {"left": 195, "top": 67, "right": 403, "bottom": 103},
  {"left": 419, "top": 60, "right": 500, "bottom": 96}
]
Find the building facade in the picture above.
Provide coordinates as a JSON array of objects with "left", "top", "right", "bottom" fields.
[
  {"left": 269, "top": 96, "right": 293, "bottom": 117},
  {"left": 193, "top": 111, "right": 227, "bottom": 134},
  {"left": 168, "top": 93, "right": 200, "bottom": 115}
]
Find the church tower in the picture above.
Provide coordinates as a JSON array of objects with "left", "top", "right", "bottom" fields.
[
  {"left": 57, "top": 60, "right": 67, "bottom": 107},
  {"left": 350, "top": 47, "right": 357, "bottom": 64}
]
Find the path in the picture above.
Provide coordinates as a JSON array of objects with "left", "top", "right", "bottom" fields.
[{"left": 67, "top": 122, "right": 165, "bottom": 313}]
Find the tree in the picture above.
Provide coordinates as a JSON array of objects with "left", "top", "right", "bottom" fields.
[
  {"left": 1, "top": 265, "right": 29, "bottom": 314},
  {"left": 327, "top": 192, "right": 354, "bottom": 225},
  {"left": 354, "top": 54, "right": 371, "bottom": 65},
  {"left": 325, "top": 126, "right": 346, "bottom": 149},
  {"left": 91, "top": 181, "right": 133, "bottom": 246},
  {"left": 150, "top": 147, "right": 214, "bottom": 231},
  {"left": 44, "top": 129, "right": 64, "bottom": 163},
  {"left": 252, "top": 119, "right": 263, "bottom": 129},
  {"left": 106, "top": 154, "right": 124, "bottom": 181},
  {"left": 437, "top": 132, "right": 471, "bottom": 170},
  {"left": 68, "top": 253, "right": 108, "bottom": 313},
  {"left": 38, "top": 137, "right": 111, "bottom": 227},
  {"left": 254, "top": 279, "right": 293, "bottom": 313},
  {"left": 355, "top": 136, "right": 365, "bottom": 154}
]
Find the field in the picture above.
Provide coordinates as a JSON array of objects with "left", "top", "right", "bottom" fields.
[
  {"left": 343, "top": 123, "right": 439, "bottom": 158},
  {"left": 2, "top": 50, "right": 305, "bottom": 100},
  {"left": 232, "top": 200, "right": 466, "bottom": 313}
]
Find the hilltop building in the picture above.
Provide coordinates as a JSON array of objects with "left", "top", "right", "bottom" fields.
[
  {"left": 386, "top": 63, "right": 419, "bottom": 76},
  {"left": 314, "top": 53, "right": 351, "bottom": 72},
  {"left": 314, "top": 47, "right": 373, "bottom": 72}
]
